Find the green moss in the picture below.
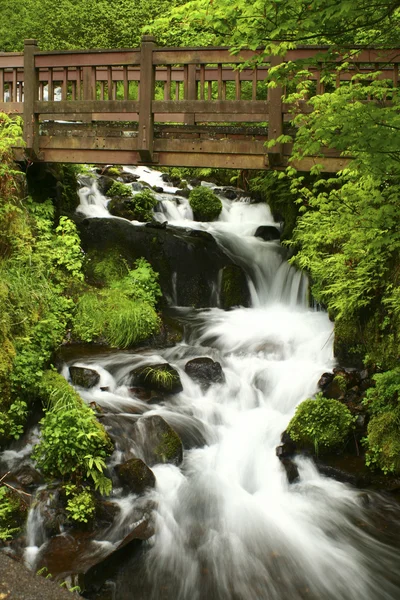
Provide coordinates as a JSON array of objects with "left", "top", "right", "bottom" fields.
[
  {"left": 364, "top": 409, "right": 400, "bottom": 474},
  {"left": 220, "top": 264, "right": 249, "bottom": 309},
  {"left": 155, "top": 430, "right": 182, "bottom": 463},
  {"left": 26, "top": 163, "right": 80, "bottom": 215},
  {"left": 108, "top": 188, "right": 157, "bottom": 222},
  {"left": 107, "top": 181, "right": 132, "bottom": 198},
  {"left": 287, "top": 392, "right": 354, "bottom": 454},
  {"left": 189, "top": 186, "right": 222, "bottom": 221}
]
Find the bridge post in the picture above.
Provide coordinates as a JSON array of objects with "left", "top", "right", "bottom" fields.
[
  {"left": 267, "top": 55, "right": 284, "bottom": 167},
  {"left": 23, "top": 39, "right": 40, "bottom": 157},
  {"left": 138, "top": 35, "right": 156, "bottom": 163},
  {"left": 184, "top": 64, "right": 197, "bottom": 125}
]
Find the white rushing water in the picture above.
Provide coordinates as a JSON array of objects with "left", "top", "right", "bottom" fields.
[{"left": 19, "top": 167, "right": 400, "bottom": 598}]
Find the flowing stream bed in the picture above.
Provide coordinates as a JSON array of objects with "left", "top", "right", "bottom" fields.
[{"left": 4, "top": 167, "right": 400, "bottom": 599}]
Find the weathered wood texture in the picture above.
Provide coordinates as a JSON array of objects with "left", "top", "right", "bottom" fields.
[{"left": 0, "top": 40, "right": 399, "bottom": 171}]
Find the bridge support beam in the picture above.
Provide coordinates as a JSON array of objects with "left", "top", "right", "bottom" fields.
[
  {"left": 267, "top": 56, "right": 284, "bottom": 167},
  {"left": 138, "top": 35, "right": 156, "bottom": 163},
  {"left": 23, "top": 39, "right": 40, "bottom": 158}
]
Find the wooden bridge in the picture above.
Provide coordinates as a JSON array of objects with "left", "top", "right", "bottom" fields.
[{"left": 0, "top": 38, "right": 399, "bottom": 171}]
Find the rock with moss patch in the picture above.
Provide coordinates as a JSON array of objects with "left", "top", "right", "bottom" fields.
[
  {"left": 220, "top": 264, "right": 250, "bottom": 309},
  {"left": 108, "top": 188, "right": 157, "bottom": 222},
  {"left": 116, "top": 458, "right": 156, "bottom": 494},
  {"left": 128, "top": 363, "right": 183, "bottom": 394},
  {"left": 134, "top": 415, "right": 183, "bottom": 466},
  {"left": 69, "top": 366, "right": 100, "bottom": 389},
  {"left": 189, "top": 186, "right": 222, "bottom": 221},
  {"left": 184, "top": 357, "right": 225, "bottom": 390}
]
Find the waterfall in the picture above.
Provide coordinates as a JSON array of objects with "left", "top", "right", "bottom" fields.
[{"left": 17, "top": 166, "right": 400, "bottom": 598}]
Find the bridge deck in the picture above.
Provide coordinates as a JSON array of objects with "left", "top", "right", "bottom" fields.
[{"left": 1, "top": 39, "right": 399, "bottom": 171}]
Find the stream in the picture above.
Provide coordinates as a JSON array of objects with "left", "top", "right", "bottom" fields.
[{"left": 3, "top": 167, "right": 400, "bottom": 599}]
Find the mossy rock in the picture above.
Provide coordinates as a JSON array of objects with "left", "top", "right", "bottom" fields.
[
  {"left": 134, "top": 415, "right": 183, "bottom": 466},
  {"left": 189, "top": 186, "right": 222, "bottom": 221},
  {"left": 108, "top": 188, "right": 157, "bottom": 222},
  {"left": 69, "top": 366, "right": 100, "bottom": 389},
  {"left": 116, "top": 458, "right": 156, "bottom": 494},
  {"left": 333, "top": 318, "right": 365, "bottom": 368},
  {"left": 220, "top": 264, "right": 250, "bottom": 309},
  {"left": 129, "top": 363, "right": 183, "bottom": 394}
]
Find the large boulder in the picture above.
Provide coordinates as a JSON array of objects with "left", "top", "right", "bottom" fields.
[
  {"left": 69, "top": 366, "right": 100, "bottom": 389},
  {"left": 133, "top": 415, "right": 183, "bottom": 467},
  {"left": 184, "top": 357, "right": 225, "bottom": 390},
  {"left": 76, "top": 216, "right": 246, "bottom": 307},
  {"left": 115, "top": 458, "right": 156, "bottom": 494},
  {"left": 128, "top": 363, "right": 183, "bottom": 394}
]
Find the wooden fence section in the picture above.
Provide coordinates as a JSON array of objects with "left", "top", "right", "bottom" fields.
[{"left": 0, "top": 38, "right": 399, "bottom": 170}]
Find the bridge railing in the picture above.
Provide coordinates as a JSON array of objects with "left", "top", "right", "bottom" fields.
[{"left": 0, "top": 39, "right": 399, "bottom": 164}]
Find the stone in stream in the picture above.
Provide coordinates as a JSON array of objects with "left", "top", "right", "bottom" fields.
[
  {"left": 254, "top": 225, "right": 281, "bottom": 241},
  {"left": 220, "top": 264, "right": 250, "bottom": 309},
  {"left": 133, "top": 415, "right": 183, "bottom": 467},
  {"left": 115, "top": 458, "right": 156, "bottom": 494},
  {"left": 69, "top": 366, "right": 100, "bottom": 389},
  {"left": 128, "top": 363, "right": 183, "bottom": 394},
  {"left": 184, "top": 357, "right": 225, "bottom": 390}
]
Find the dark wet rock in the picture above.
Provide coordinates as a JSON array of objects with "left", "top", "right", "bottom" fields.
[
  {"left": 69, "top": 366, "right": 100, "bottom": 389},
  {"left": 128, "top": 363, "right": 183, "bottom": 394},
  {"left": 134, "top": 415, "right": 183, "bottom": 467},
  {"left": 220, "top": 264, "right": 251, "bottom": 309},
  {"left": 161, "top": 173, "right": 181, "bottom": 187},
  {"left": 12, "top": 465, "right": 43, "bottom": 489},
  {"left": 152, "top": 186, "right": 164, "bottom": 193},
  {"left": 175, "top": 188, "right": 190, "bottom": 198},
  {"left": 0, "top": 553, "right": 77, "bottom": 599},
  {"left": 120, "top": 173, "right": 139, "bottom": 184},
  {"left": 97, "top": 175, "right": 115, "bottom": 195},
  {"left": 318, "top": 372, "right": 334, "bottom": 390},
  {"left": 115, "top": 458, "right": 156, "bottom": 494},
  {"left": 144, "top": 220, "right": 167, "bottom": 229},
  {"left": 184, "top": 357, "right": 225, "bottom": 390},
  {"left": 76, "top": 217, "right": 240, "bottom": 308},
  {"left": 220, "top": 187, "right": 239, "bottom": 200},
  {"left": 280, "top": 457, "right": 299, "bottom": 484},
  {"left": 255, "top": 225, "right": 280, "bottom": 241}
]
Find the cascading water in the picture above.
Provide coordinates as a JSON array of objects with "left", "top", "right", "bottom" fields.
[{"left": 17, "top": 166, "right": 400, "bottom": 598}]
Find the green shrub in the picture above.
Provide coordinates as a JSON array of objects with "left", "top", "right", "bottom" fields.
[
  {"left": 364, "top": 409, "right": 400, "bottom": 474},
  {"left": 33, "top": 371, "right": 113, "bottom": 495},
  {"left": 189, "top": 186, "right": 223, "bottom": 221},
  {"left": 0, "top": 485, "right": 27, "bottom": 541},
  {"left": 108, "top": 187, "right": 157, "bottom": 222},
  {"left": 64, "top": 484, "right": 96, "bottom": 524},
  {"left": 107, "top": 181, "right": 132, "bottom": 198},
  {"left": 363, "top": 368, "right": 400, "bottom": 416},
  {"left": 287, "top": 392, "right": 354, "bottom": 454}
]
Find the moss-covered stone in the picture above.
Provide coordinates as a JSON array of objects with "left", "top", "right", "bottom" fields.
[
  {"left": 116, "top": 458, "right": 156, "bottom": 494},
  {"left": 134, "top": 415, "right": 183, "bottom": 467},
  {"left": 220, "top": 264, "right": 250, "bottom": 309},
  {"left": 189, "top": 186, "right": 222, "bottom": 221},
  {"left": 129, "top": 363, "right": 183, "bottom": 394},
  {"left": 108, "top": 188, "right": 157, "bottom": 222}
]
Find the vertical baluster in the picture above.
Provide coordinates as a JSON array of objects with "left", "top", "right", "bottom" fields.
[
  {"left": 62, "top": 67, "right": 67, "bottom": 100},
  {"left": 76, "top": 67, "right": 81, "bottom": 100},
  {"left": 208, "top": 80, "right": 212, "bottom": 100},
  {"left": 235, "top": 69, "right": 240, "bottom": 100},
  {"left": 184, "top": 65, "right": 189, "bottom": 99},
  {"left": 0, "top": 69, "right": 3, "bottom": 101},
  {"left": 100, "top": 81, "right": 105, "bottom": 101},
  {"left": 252, "top": 68, "right": 257, "bottom": 100},
  {"left": 48, "top": 67, "right": 53, "bottom": 101},
  {"left": 123, "top": 65, "right": 129, "bottom": 100},
  {"left": 200, "top": 65, "right": 205, "bottom": 100},
  {"left": 107, "top": 66, "right": 113, "bottom": 100},
  {"left": 394, "top": 63, "right": 399, "bottom": 87},
  {"left": 217, "top": 64, "right": 222, "bottom": 99},
  {"left": 165, "top": 65, "right": 171, "bottom": 100},
  {"left": 12, "top": 68, "right": 17, "bottom": 101},
  {"left": 222, "top": 80, "right": 226, "bottom": 100}
]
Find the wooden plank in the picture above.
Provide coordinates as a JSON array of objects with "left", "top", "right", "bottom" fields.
[
  {"left": 38, "top": 148, "right": 142, "bottom": 164},
  {"left": 35, "top": 100, "right": 140, "bottom": 113},
  {"left": 151, "top": 151, "right": 267, "bottom": 170},
  {"left": 0, "top": 101, "right": 23, "bottom": 113},
  {"left": 137, "top": 35, "right": 156, "bottom": 162},
  {"left": 39, "top": 135, "right": 139, "bottom": 151},
  {"left": 152, "top": 100, "right": 269, "bottom": 114},
  {"left": 153, "top": 48, "right": 261, "bottom": 65},
  {"left": 107, "top": 66, "right": 113, "bottom": 100},
  {"left": 0, "top": 55, "right": 24, "bottom": 68},
  {"left": 35, "top": 50, "right": 141, "bottom": 68},
  {"left": 192, "top": 113, "right": 267, "bottom": 123},
  {"left": 0, "top": 70, "right": 3, "bottom": 101},
  {"left": 154, "top": 138, "right": 266, "bottom": 154}
]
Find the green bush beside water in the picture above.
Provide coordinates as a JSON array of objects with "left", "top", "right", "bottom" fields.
[{"left": 189, "top": 186, "right": 222, "bottom": 222}]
